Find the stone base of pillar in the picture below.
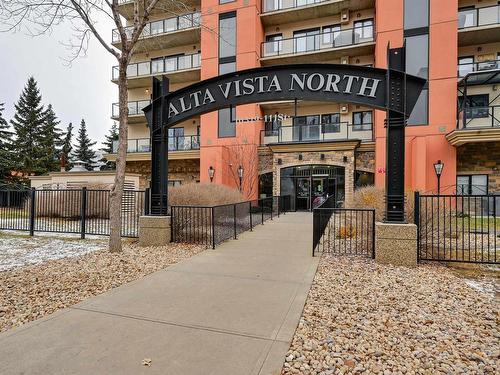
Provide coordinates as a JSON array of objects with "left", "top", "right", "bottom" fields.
[
  {"left": 138, "top": 216, "right": 171, "bottom": 247},
  {"left": 375, "top": 222, "right": 417, "bottom": 267}
]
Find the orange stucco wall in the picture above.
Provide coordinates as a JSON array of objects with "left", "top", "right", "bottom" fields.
[
  {"left": 374, "top": 0, "right": 458, "bottom": 194},
  {"left": 199, "top": 0, "right": 263, "bottom": 199}
]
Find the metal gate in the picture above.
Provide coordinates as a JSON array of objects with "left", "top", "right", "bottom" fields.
[
  {"left": 415, "top": 192, "right": 499, "bottom": 264},
  {"left": 313, "top": 197, "right": 375, "bottom": 257}
]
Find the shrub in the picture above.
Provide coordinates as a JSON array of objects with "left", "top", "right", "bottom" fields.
[
  {"left": 337, "top": 225, "right": 356, "bottom": 238},
  {"left": 169, "top": 183, "right": 244, "bottom": 207}
]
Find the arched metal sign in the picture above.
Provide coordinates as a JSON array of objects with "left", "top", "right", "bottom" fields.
[
  {"left": 143, "top": 64, "right": 425, "bottom": 129},
  {"left": 143, "top": 55, "right": 426, "bottom": 221}
]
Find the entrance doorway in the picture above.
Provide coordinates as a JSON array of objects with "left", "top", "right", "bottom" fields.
[{"left": 280, "top": 165, "right": 344, "bottom": 211}]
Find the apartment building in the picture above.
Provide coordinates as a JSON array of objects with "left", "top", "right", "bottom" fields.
[{"left": 104, "top": 0, "right": 500, "bottom": 210}]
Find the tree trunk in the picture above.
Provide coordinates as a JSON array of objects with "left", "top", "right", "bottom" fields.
[{"left": 108, "top": 58, "right": 129, "bottom": 253}]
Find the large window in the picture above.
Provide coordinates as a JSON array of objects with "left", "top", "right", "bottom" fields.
[
  {"left": 293, "top": 28, "right": 320, "bottom": 53},
  {"left": 405, "top": 0, "right": 429, "bottom": 126},
  {"left": 218, "top": 107, "right": 236, "bottom": 138},
  {"left": 321, "top": 113, "right": 340, "bottom": 133},
  {"left": 219, "top": 12, "right": 236, "bottom": 59},
  {"left": 404, "top": 0, "right": 429, "bottom": 29},
  {"left": 265, "top": 34, "right": 283, "bottom": 55},
  {"left": 168, "top": 127, "right": 184, "bottom": 151},
  {"left": 353, "top": 19, "right": 374, "bottom": 43},
  {"left": 457, "top": 175, "right": 488, "bottom": 195},
  {"left": 352, "top": 111, "right": 373, "bottom": 130}
]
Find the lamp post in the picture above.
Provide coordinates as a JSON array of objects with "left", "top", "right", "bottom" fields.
[
  {"left": 238, "top": 165, "right": 244, "bottom": 192},
  {"left": 434, "top": 160, "right": 444, "bottom": 195},
  {"left": 208, "top": 166, "right": 215, "bottom": 183}
]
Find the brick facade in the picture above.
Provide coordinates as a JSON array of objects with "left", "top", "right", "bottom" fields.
[
  {"left": 355, "top": 151, "right": 375, "bottom": 173},
  {"left": 457, "top": 142, "right": 500, "bottom": 193},
  {"left": 125, "top": 159, "right": 200, "bottom": 189}
]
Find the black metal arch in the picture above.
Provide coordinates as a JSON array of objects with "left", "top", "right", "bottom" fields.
[{"left": 144, "top": 55, "right": 426, "bottom": 220}]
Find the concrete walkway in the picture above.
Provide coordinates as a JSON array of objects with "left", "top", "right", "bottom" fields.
[{"left": 0, "top": 212, "right": 318, "bottom": 375}]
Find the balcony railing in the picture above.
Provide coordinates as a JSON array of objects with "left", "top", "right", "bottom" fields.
[
  {"left": 261, "top": 26, "right": 374, "bottom": 58},
  {"left": 457, "top": 105, "right": 500, "bottom": 129},
  {"left": 458, "top": 59, "right": 500, "bottom": 77},
  {"left": 458, "top": 5, "right": 500, "bottom": 29},
  {"left": 260, "top": 123, "right": 373, "bottom": 145},
  {"left": 113, "top": 53, "right": 201, "bottom": 80},
  {"left": 112, "top": 12, "right": 201, "bottom": 43},
  {"left": 111, "top": 136, "right": 200, "bottom": 153},
  {"left": 262, "top": 0, "right": 330, "bottom": 13},
  {"left": 112, "top": 100, "right": 151, "bottom": 118}
]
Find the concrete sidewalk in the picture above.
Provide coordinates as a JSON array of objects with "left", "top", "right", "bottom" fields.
[{"left": 0, "top": 212, "right": 318, "bottom": 375}]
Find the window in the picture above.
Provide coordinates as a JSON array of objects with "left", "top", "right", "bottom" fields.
[
  {"left": 219, "top": 0, "right": 235, "bottom": 3},
  {"left": 406, "top": 35, "right": 428, "bottom": 79},
  {"left": 404, "top": 0, "right": 429, "bottom": 30},
  {"left": 352, "top": 111, "right": 372, "bottom": 130},
  {"left": 265, "top": 114, "right": 282, "bottom": 136},
  {"left": 265, "top": 34, "right": 283, "bottom": 55},
  {"left": 168, "top": 127, "right": 184, "bottom": 151},
  {"left": 321, "top": 113, "right": 340, "bottom": 133},
  {"left": 355, "top": 171, "right": 375, "bottom": 188},
  {"left": 218, "top": 107, "right": 236, "bottom": 137},
  {"left": 353, "top": 19, "right": 374, "bottom": 43},
  {"left": 219, "top": 12, "right": 236, "bottom": 59},
  {"left": 322, "top": 25, "right": 340, "bottom": 46},
  {"left": 408, "top": 89, "right": 428, "bottom": 125},
  {"left": 165, "top": 54, "right": 183, "bottom": 72},
  {"left": 294, "top": 28, "right": 320, "bottom": 53},
  {"left": 168, "top": 180, "right": 182, "bottom": 187},
  {"left": 293, "top": 115, "right": 320, "bottom": 141},
  {"left": 459, "top": 94, "right": 489, "bottom": 119},
  {"left": 457, "top": 175, "right": 488, "bottom": 195},
  {"left": 458, "top": 56, "right": 474, "bottom": 77}
]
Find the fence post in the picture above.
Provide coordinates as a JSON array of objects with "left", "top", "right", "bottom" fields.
[
  {"left": 414, "top": 191, "right": 420, "bottom": 263},
  {"left": 261, "top": 200, "right": 264, "bottom": 224},
  {"left": 249, "top": 201, "right": 253, "bottom": 231},
  {"left": 211, "top": 207, "right": 215, "bottom": 249},
  {"left": 80, "top": 187, "right": 87, "bottom": 239},
  {"left": 29, "top": 188, "right": 36, "bottom": 236},
  {"left": 144, "top": 187, "right": 150, "bottom": 215},
  {"left": 270, "top": 198, "right": 273, "bottom": 220},
  {"left": 233, "top": 204, "right": 237, "bottom": 239},
  {"left": 371, "top": 209, "right": 376, "bottom": 259},
  {"left": 277, "top": 196, "right": 280, "bottom": 218}
]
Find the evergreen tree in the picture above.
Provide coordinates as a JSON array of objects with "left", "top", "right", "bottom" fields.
[
  {"left": 61, "top": 122, "right": 74, "bottom": 168},
  {"left": 72, "top": 119, "right": 97, "bottom": 170},
  {"left": 0, "top": 102, "right": 13, "bottom": 183},
  {"left": 38, "top": 104, "right": 63, "bottom": 173},
  {"left": 10, "top": 77, "right": 46, "bottom": 175},
  {"left": 100, "top": 122, "right": 119, "bottom": 170}
]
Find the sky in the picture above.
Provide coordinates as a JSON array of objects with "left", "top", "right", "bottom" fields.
[{"left": 0, "top": 14, "right": 117, "bottom": 147}]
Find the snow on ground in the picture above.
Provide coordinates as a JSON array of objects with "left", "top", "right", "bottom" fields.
[{"left": 0, "top": 231, "right": 106, "bottom": 271}]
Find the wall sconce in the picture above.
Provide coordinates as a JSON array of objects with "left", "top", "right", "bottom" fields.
[
  {"left": 320, "top": 154, "right": 325, "bottom": 160},
  {"left": 343, "top": 156, "right": 348, "bottom": 163},
  {"left": 208, "top": 166, "right": 215, "bottom": 182},
  {"left": 277, "top": 158, "right": 282, "bottom": 165},
  {"left": 298, "top": 154, "right": 303, "bottom": 161}
]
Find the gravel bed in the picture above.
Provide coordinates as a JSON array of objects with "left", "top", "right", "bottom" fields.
[
  {"left": 283, "top": 256, "right": 499, "bottom": 374},
  {"left": 0, "top": 241, "right": 203, "bottom": 333}
]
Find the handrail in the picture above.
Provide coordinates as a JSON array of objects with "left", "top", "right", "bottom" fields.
[
  {"left": 457, "top": 59, "right": 500, "bottom": 77},
  {"left": 112, "top": 52, "right": 201, "bottom": 80},
  {"left": 112, "top": 100, "right": 151, "bottom": 117},
  {"left": 111, "top": 135, "right": 200, "bottom": 153},
  {"left": 262, "top": 0, "right": 332, "bottom": 13},
  {"left": 457, "top": 105, "right": 500, "bottom": 129},
  {"left": 261, "top": 24, "right": 375, "bottom": 58},
  {"left": 112, "top": 12, "right": 201, "bottom": 43},
  {"left": 260, "top": 122, "right": 374, "bottom": 145},
  {"left": 458, "top": 4, "right": 500, "bottom": 29}
]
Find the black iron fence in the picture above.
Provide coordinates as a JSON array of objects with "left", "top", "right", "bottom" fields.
[
  {"left": 415, "top": 192, "right": 499, "bottom": 264},
  {"left": 313, "top": 195, "right": 375, "bottom": 257},
  {"left": 171, "top": 195, "right": 292, "bottom": 249},
  {"left": 0, "top": 188, "right": 146, "bottom": 238}
]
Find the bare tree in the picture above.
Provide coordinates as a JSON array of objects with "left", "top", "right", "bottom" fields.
[
  {"left": 222, "top": 140, "right": 259, "bottom": 199},
  {"left": 0, "top": 0, "right": 198, "bottom": 252}
]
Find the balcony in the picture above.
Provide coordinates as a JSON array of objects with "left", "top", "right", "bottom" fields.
[
  {"left": 111, "top": 12, "right": 201, "bottom": 53},
  {"left": 447, "top": 105, "right": 500, "bottom": 146},
  {"left": 116, "top": 0, "right": 200, "bottom": 19},
  {"left": 260, "top": 0, "right": 375, "bottom": 26},
  {"left": 260, "top": 123, "right": 373, "bottom": 146},
  {"left": 112, "top": 100, "right": 151, "bottom": 124},
  {"left": 260, "top": 26, "right": 375, "bottom": 64},
  {"left": 458, "top": 59, "right": 500, "bottom": 78},
  {"left": 107, "top": 136, "right": 201, "bottom": 161},
  {"left": 458, "top": 5, "right": 500, "bottom": 46},
  {"left": 112, "top": 53, "right": 201, "bottom": 88}
]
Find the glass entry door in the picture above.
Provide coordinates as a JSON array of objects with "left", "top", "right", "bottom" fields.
[
  {"left": 296, "top": 178, "right": 310, "bottom": 210},
  {"left": 312, "top": 177, "right": 327, "bottom": 208}
]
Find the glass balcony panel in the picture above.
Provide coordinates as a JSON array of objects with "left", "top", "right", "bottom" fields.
[
  {"left": 128, "top": 102, "right": 138, "bottom": 116},
  {"left": 192, "top": 13, "right": 201, "bottom": 27},
  {"left": 179, "top": 14, "right": 193, "bottom": 29},
  {"left": 177, "top": 55, "right": 190, "bottom": 70},
  {"left": 151, "top": 59, "right": 164, "bottom": 74},
  {"left": 165, "top": 17, "right": 178, "bottom": 32},
  {"left": 138, "top": 100, "right": 150, "bottom": 111},
  {"left": 458, "top": 63, "right": 473, "bottom": 77},
  {"left": 165, "top": 57, "right": 178, "bottom": 72},
  {"left": 112, "top": 104, "right": 119, "bottom": 118},
  {"left": 478, "top": 6, "right": 500, "bottom": 26},
  {"left": 333, "top": 29, "right": 353, "bottom": 47},
  {"left": 458, "top": 9, "right": 477, "bottom": 28},
  {"left": 322, "top": 122, "right": 341, "bottom": 133},
  {"left": 193, "top": 53, "right": 201, "bottom": 67},
  {"left": 354, "top": 25, "right": 374, "bottom": 44},
  {"left": 112, "top": 67, "right": 119, "bottom": 80},
  {"left": 137, "top": 139, "right": 150, "bottom": 152},
  {"left": 127, "top": 139, "right": 137, "bottom": 153},
  {"left": 126, "top": 64, "right": 138, "bottom": 77},
  {"left": 137, "top": 61, "right": 150, "bottom": 76},
  {"left": 112, "top": 140, "right": 119, "bottom": 153},
  {"left": 150, "top": 20, "right": 164, "bottom": 35},
  {"left": 192, "top": 136, "right": 200, "bottom": 149}
]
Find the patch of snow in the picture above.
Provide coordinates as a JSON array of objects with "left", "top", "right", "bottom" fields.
[
  {"left": 464, "top": 279, "right": 498, "bottom": 298},
  {"left": 0, "top": 232, "right": 106, "bottom": 271}
]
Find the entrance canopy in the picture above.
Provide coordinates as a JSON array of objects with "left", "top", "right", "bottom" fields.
[{"left": 143, "top": 64, "right": 426, "bottom": 129}]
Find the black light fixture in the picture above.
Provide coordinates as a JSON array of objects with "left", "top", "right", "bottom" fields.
[
  {"left": 277, "top": 158, "right": 282, "bottom": 165},
  {"left": 343, "top": 156, "right": 348, "bottom": 163},
  {"left": 320, "top": 153, "right": 325, "bottom": 160},
  {"left": 208, "top": 166, "right": 215, "bottom": 182},
  {"left": 298, "top": 154, "right": 303, "bottom": 161},
  {"left": 237, "top": 165, "right": 244, "bottom": 191},
  {"left": 434, "top": 160, "right": 444, "bottom": 195}
]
